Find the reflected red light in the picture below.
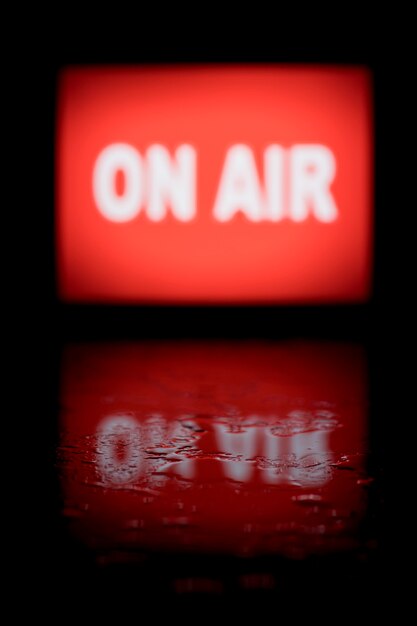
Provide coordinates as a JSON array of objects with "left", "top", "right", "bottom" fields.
[
  {"left": 59, "top": 342, "right": 369, "bottom": 560},
  {"left": 57, "top": 66, "right": 372, "bottom": 304}
]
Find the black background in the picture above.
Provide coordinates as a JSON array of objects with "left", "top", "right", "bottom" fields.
[{"left": 22, "top": 15, "right": 408, "bottom": 614}]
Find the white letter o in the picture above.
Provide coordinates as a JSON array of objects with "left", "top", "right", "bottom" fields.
[{"left": 93, "top": 143, "right": 143, "bottom": 222}]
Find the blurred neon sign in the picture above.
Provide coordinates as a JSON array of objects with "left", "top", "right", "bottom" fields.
[{"left": 57, "top": 66, "right": 372, "bottom": 303}]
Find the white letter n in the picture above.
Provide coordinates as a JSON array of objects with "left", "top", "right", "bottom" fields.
[{"left": 146, "top": 144, "right": 196, "bottom": 221}]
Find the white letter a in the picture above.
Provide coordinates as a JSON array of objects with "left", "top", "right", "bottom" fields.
[{"left": 213, "top": 145, "right": 263, "bottom": 222}]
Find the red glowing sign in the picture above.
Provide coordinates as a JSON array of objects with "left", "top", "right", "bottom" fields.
[
  {"left": 59, "top": 342, "right": 369, "bottom": 560},
  {"left": 56, "top": 66, "right": 372, "bottom": 304}
]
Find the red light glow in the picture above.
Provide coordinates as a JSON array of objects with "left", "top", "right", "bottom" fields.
[{"left": 56, "top": 66, "right": 372, "bottom": 304}]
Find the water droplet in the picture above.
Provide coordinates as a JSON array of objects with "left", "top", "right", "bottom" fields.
[
  {"left": 182, "top": 422, "right": 206, "bottom": 433},
  {"left": 165, "top": 454, "right": 183, "bottom": 462},
  {"left": 292, "top": 494, "right": 324, "bottom": 505},
  {"left": 356, "top": 477, "right": 374, "bottom": 486}
]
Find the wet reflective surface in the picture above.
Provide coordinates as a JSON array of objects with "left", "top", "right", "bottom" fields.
[{"left": 58, "top": 341, "right": 372, "bottom": 569}]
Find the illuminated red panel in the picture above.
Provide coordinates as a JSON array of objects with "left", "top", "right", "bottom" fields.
[
  {"left": 56, "top": 66, "right": 372, "bottom": 304},
  {"left": 59, "top": 342, "right": 369, "bottom": 560}
]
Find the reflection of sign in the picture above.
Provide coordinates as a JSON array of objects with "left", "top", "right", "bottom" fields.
[
  {"left": 57, "top": 66, "right": 372, "bottom": 303},
  {"left": 96, "top": 414, "right": 333, "bottom": 487},
  {"left": 59, "top": 342, "right": 369, "bottom": 559}
]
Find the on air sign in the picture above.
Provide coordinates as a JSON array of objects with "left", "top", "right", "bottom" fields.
[{"left": 56, "top": 66, "right": 372, "bottom": 303}]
